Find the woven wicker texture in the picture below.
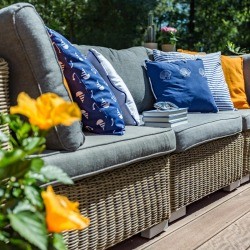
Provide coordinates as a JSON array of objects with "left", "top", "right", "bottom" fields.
[
  {"left": 0, "top": 58, "right": 11, "bottom": 150},
  {"left": 243, "top": 131, "right": 250, "bottom": 176},
  {"left": 54, "top": 156, "right": 170, "bottom": 250},
  {"left": 170, "top": 134, "right": 243, "bottom": 212}
]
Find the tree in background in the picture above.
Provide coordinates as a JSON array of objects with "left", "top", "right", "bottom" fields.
[
  {"left": 153, "top": 0, "right": 250, "bottom": 53},
  {"left": 0, "top": 0, "right": 249, "bottom": 52},
  {"left": 78, "top": 0, "right": 158, "bottom": 49}
]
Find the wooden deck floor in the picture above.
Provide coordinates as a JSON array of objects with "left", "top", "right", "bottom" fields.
[{"left": 109, "top": 181, "right": 250, "bottom": 250}]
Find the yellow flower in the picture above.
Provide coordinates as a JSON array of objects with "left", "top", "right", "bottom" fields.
[
  {"left": 41, "top": 185, "right": 90, "bottom": 233},
  {"left": 10, "top": 92, "right": 81, "bottom": 130}
]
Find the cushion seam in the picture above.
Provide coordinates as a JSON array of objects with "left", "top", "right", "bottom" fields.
[
  {"left": 178, "top": 131, "right": 241, "bottom": 152},
  {"left": 175, "top": 116, "right": 241, "bottom": 133},
  {"left": 41, "top": 129, "right": 174, "bottom": 156},
  {"left": 42, "top": 148, "right": 176, "bottom": 186}
]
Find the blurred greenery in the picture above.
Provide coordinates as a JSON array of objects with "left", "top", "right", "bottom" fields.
[{"left": 0, "top": 0, "right": 249, "bottom": 52}]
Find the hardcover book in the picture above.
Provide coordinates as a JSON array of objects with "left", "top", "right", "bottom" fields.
[
  {"left": 142, "top": 108, "right": 188, "bottom": 117},
  {"left": 142, "top": 114, "right": 187, "bottom": 123},
  {"left": 144, "top": 119, "right": 188, "bottom": 128}
]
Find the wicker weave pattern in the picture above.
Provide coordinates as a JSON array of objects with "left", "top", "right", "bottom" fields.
[
  {"left": 54, "top": 156, "right": 170, "bottom": 250},
  {"left": 170, "top": 134, "right": 243, "bottom": 212},
  {"left": 243, "top": 131, "right": 250, "bottom": 176},
  {"left": 0, "top": 58, "right": 11, "bottom": 150}
]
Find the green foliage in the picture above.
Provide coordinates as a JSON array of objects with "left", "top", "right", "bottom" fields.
[
  {"left": 226, "top": 41, "right": 248, "bottom": 55},
  {"left": 0, "top": 0, "right": 158, "bottom": 48},
  {"left": 0, "top": 0, "right": 249, "bottom": 52},
  {"left": 9, "top": 211, "right": 47, "bottom": 250},
  {"left": 0, "top": 114, "right": 72, "bottom": 250},
  {"left": 153, "top": 0, "right": 250, "bottom": 53}
]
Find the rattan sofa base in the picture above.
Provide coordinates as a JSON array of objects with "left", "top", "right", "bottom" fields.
[
  {"left": 243, "top": 131, "right": 250, "bottom": 176},
  {"left": 170, "top": 133, "right": 243, "bottom": 212},
  {"left": 0, "top": 58, "right": 11, "bottom": 150},
  {"left": 54, "top": 155, "right": 171, "bottom": 250}
]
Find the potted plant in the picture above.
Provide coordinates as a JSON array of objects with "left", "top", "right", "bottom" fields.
[
  {"left": 160, "top": 26, "right": 178, "bottom": 52},
  {"left": 144, "top": 11, "right": 158, "bottom": 50}
]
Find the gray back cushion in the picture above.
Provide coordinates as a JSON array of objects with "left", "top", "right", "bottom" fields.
[
  {"left": 0, "top": 3, "right": 84, "bottom": 151},
  {"left": 243, "top": 54, "right": 250, "bottom": 104},
  {"left": 76, "top": 45, "right": 155, "bottom": 113}
]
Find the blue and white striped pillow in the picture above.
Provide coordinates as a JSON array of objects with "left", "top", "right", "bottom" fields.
[{"left": 153, "top": 50, "right": 234, "bottom": 111}]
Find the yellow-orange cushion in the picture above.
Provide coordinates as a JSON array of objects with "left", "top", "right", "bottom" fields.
[{"left": 221, "top": 55, "right": 249, "bottom": 109}]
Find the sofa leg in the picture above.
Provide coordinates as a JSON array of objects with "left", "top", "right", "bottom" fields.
[
  {"left": 223, "top": 180, "right": 240, "bottom": 192},
  {"left": 169, "top": 206, "right": 186, "bottom": 223},
  {"left": 240, "top": 174, "right": 250, "bottom": 185},
  {"left": 141, "top": 220, "right": 168, "bottom": 239}
]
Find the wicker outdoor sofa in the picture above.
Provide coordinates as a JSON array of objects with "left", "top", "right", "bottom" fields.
[{"left": 1, "top": 3, "right": 250, "bottom": 250}]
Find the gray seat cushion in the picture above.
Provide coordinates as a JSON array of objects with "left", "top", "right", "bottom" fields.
[
  {"left": 41, "top": 126, "right": 176, "bottom": 180},
  {"left": 222, "top": 109, "right": 250, "bottom": 131},
  {"left": 173, "top": 112, "right": 242, "bottom": 152},
  {"left": 0, "top": 3, "right": 84, "bottom": 151},
  {"left": 75, "top": 45, "right": 155, "bottom": 113}
]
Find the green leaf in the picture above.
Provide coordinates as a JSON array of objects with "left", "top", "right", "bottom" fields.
[
  {"left": 0, "top": 216, "right": 8, "bottom": 228},
  {"left": 22, "top": 137, "right": 46, "bottom": 153},
  {"left": 30, "top": 158, "right": 44, "bottom": 172},
  {"left": 52, "top": 233, "right": 67, "bottom": 250},
  {"left": 8, "top": 211, "right": 48, "bottom": 250},
  {"left": 0, "top": 150, "right": 44, "bottom": 180},
  {"left": 0, "top": 153, "right": 31, "bottom": 180},
  {"left": 0, "top": 149, "right": 25, "bottom": 168},
  {"left": 0, "top": 188, "right": 4, "bottom": 197},
  {"left": 9, "top": 238, "right": 33, "bottom": 250},
  {"left": 0, "top": 236, "right": 33, "bottom": 250},
  {"left": 235, "top": 46, "right": 240, "bottom": 52},
  {"left": 13, "top": 201, "right": 36, "bottom": 214},
  {"left": 18, "top": 122, "right": 31, "bottom": 137},
  {"left": 24, "top": 186, "right": 43, "bottom": 209},
  {"left": 41, "top": 165, "right": 73, "bottom": 184},
  {"left": 25, "top": 172, "right": 47, "bottom": 184},
  {"left": 12, "top": 188, "right": 22, "bottom": 198},
  {"left": 0, "top": 230, "right": 10, "bottom": 244}
]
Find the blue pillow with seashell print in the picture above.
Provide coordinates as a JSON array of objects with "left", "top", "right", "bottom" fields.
[
  {"left": 47, "top": 28, "right": 125, "bottom": 135},
  {"left": 146, "top": 59, "right": 218, "bottom": 113}
]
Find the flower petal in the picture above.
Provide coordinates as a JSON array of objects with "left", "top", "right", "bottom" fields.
[
  {"left": 11, "top": 92, "right": 81, "bottom": 130},
  {"left": 42, "top": 186, "right": 90, "bottom": 233},
  {"left": 10, "top": 92, "right": 37, "bottom": 118}
]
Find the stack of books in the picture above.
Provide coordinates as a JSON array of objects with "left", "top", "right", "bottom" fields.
[{"left": 142, "top": 108, "right": 188, "bottom": 128}]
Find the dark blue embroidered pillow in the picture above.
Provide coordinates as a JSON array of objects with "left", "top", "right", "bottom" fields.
[
  {"left": 146, "top": 59, "right": 218, "bottom": 113},
  {"left": 47, "top": 28, "right": 125, "bottom": 135}
]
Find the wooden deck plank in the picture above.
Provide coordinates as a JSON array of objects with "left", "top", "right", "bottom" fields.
[
  {"left": 166, "top": 184, "right": 250, "bottom": 235},
  {"left": 143, "top": 186, "right": 250, "bottom": 250},
  {"left": 109, "top": 183, "right": 250, "bottom": 250},
  {"left": 197, "top": 211, "right": 250, "bottom": 250}
]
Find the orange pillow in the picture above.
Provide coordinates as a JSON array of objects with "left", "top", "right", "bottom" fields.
[{"left": 221, "top": 55, "right": 249, "bottom": 109}]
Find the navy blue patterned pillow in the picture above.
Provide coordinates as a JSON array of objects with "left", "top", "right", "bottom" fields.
[
  {"left": 47, "top": 28, "right": 125, "bottom": 135},
  {"left": 146, "top": 59, "right": 218, "bottom": 113},
  {"left": 153, "top": 50, "right": 234, "bottom": 111}
]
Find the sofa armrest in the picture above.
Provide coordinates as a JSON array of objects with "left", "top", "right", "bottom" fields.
[{"left": 243, "top": 54, "right": 250, "bottom": 104}]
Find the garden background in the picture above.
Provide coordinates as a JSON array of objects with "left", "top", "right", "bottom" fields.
[{"left": 1, "top": 0, "right": 249, "bottom": 53}]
